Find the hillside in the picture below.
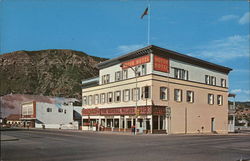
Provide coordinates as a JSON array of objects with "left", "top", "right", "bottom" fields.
[{"left": 0, "top": 49, "right": 107, "bottom": 100}]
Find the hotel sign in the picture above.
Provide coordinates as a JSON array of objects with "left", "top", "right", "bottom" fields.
[
  {"left": 82, "top": 106, "right": 167, "bottom": 116},
  {"left": 153, "top": 55, "right": 169, "bottom": 73},
  {"left": 122, "top": 55, "right": 150, "bottom": 69},
  {"left": 101, "top": 106, "right": 152, "bottom": 115}
]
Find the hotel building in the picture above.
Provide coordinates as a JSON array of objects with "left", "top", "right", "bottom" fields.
[{"left": 81, "top": 45, "right": 232, "bottom": 134}]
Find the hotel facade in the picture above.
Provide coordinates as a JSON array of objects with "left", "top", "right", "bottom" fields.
[{"left": 81, "top": 45, "right": 232, "bottom": 134}]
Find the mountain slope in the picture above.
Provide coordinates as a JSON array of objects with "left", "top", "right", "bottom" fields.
[{"left": 0, "top": 49, "right": 107, "bottom": 99}]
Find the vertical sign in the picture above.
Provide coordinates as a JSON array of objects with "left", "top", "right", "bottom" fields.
[{"left": 153, "top": 55, "right": 169, "bottom": 73}]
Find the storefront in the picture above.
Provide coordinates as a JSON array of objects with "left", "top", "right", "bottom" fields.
[{"left": 82, "top": 106, "right": 168, "bottom": 134}]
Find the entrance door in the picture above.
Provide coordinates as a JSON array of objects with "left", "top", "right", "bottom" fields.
[
  {"left": 153, "top": 116, "right": 158, "bottom": 130},
  {"left": 211, "top": 118, "right": 215, "bottom": 132}
]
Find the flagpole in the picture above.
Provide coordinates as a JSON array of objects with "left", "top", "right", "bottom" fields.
[{"left": 147, "top": 1, "right": 150, "bottom": 45}]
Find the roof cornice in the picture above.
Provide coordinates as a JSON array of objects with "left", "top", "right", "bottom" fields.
[{"left": 96, "top": 45, "right": 232, "bottom": 74}]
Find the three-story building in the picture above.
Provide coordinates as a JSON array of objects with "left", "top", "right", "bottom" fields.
[{"left": 81, "top": 45, "right": 232, "bottom": 134}]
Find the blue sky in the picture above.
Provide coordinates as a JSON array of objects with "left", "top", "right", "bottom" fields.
[{"left": 1, "top": 0, "right": 249, "bottom": 101}]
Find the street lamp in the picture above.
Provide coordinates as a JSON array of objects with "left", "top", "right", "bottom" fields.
[{"left": 120, "top": 64, "right": 138, "bottom": 135}]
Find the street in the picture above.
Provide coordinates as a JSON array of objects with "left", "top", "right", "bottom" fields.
[{"left": 1, "top": 129, "right": 250, "bottom": 161}]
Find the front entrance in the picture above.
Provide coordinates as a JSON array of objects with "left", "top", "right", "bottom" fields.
[
  {"left": 211, "top": 118, "right": 215, "bottom": 132},
  {"left": 152, "top": 115, "right": 166, "bottom": 133}
]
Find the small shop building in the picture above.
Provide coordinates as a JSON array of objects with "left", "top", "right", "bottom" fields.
[{"left": 21, "top": 101, "right": 81, "bottom": 129}]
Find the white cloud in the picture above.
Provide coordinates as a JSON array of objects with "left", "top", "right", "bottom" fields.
[
  {"left": 117, "top": 44, "right": 145, "bottom": 54},
  {"left": 189, "top": 35, "right": 250, "bottom": 62},
  {"left": 231, "top": 89, "right": 250, "bottom": 95},
  {"left": 231, "top": 89, "right": 242, "bottom": 93},
  {"left": 239, "top": 12, "right": 250, "bottom": 25},
  {"left": 219, "top": 14, "right": 238, "bottom": 21}
]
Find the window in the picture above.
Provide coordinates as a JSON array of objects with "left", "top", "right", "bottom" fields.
[
  {"left": 208, "top": 94, "right": 214, "bottom": 104},
  {"left": 135, "top": 66, "right": 141, "bottom": 77},
  {"left": 206, "top": 75, "right": 216, "bottom": 85},
  {"left": 205, "top": 75, "right": 210, "bottom": 84},
  {"left": 107, "top": 92, "right": 113, "bottom": 103},
  {"left": 141, "top": 86, "right": 150, "bottom": 99},
  {"left": 94, "top": 94, "right": 99, "bottom": 104},
  {"left": 221, "top": 79, "right": 226, "bottom": 87},
  {"left": 83, "top": 96, "right": 87, "bottom": 106},
  {"left": 217, "top": 95, "right": 223, "bottom": 105},
  {"left": 186, "top": 91, "right": 194, "bottom": 103},
  {"left": 100, "top": 93, "right": 105, "bottom": 104},
  {"left": 141, "top": 64, "right": 147, "bottom": 75},
  {"left": 211, "top": 76, "right": 216, "bottom": 86},
  {"left": 132, "top": 88, "right": 140, "bottom": 101},
  {"left": 160, "top": 87, "right": 168, "bottom": 100},
  {"left": 101, "top": 75, "right": 104, "bottom": 84},
  {"left": 58, "top": 108, "right": 63, "bottom": 113},
  {"left": 173, "top": 68, "right": 188, "bottom": 80},
  {"left": 115, "top": 91, "right": 121, "bottom": 102},
  {"left": 102, "top": 74, "right": 110, "bottom": 84},
  {"left": 174, "top": 89, "right": 182, "bottom": 102},
  {"left": 115, "top": 71, "right": 122, "bottom": 81},
  {"left": 123, "top": 70, "right": 128, "bottom": 80},
  {"left": 123, "top": 89, "right": 130, "bottom": 102},
  {"left": 27, "top": 106, "right": 33, "bottom": 115},
  {"left": 47, "top": 108, "right": 52, "bottom": 112},
  {"left": 88, "top": 95, "right": 93, "bottom": 105}
]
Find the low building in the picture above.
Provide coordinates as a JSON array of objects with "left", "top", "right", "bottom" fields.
[
  {"left": 20, "top": 101, "right": 81, "bottom": 129},
  {"left": 81, "top": 45, "right": 232, "bottom": 134}
]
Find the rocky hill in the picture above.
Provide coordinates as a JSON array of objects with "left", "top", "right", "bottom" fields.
[{"left": 0, "top": 49, "right": 107, "bottom": 100}]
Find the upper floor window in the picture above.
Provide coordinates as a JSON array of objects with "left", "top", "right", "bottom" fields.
[
  {"left": 211, "top": 76, "right": 216, "bottom": 86},
  {"left": 83, "top": 96, "right": 87, "bottom": 106},
  {"left": 47, "top": 108, "right": 52, "bottom": 112},
  {"left": 160, "top": 87, "right": 168, "bottom": 100},
  {"left": 174, "top": 89, "right": 182, "bottom": 102},
  {"left": 115, "top": 91, "right": 121, "bottom": 102},
  {"left": 221, "top": 79, "right": 226, "bottom": 87},
  {"left": 141, "top": 86, "right": 151, "bottom": 99},
  {"left": 88, "top": 95, "right": 93, "bottom": 105},
  {"left": 123, "top": 70, "right": 128, "bottom": 80},
  {"left": 102, "top": 74, "right": 110, "bottom": 84},
  {"left": 141, "top": 64, "right": 146, "bottom": 75},
  {"left": 186, "top": 91, "right": 194, "bottom": 103},
  {"left": 123, "top": 89, "right": 130, "bottom": 102},
  {"left": 94, "top": 94, "right": 99, "bottom": 104},
  {"left": 135, "top": 64, "right": 147, "bottom": 77},
  {"left": 205, "top": 75, "right": 216, "bottom": 85},
  {"left": 173, "top": 68, "right": 188, "bottom": 80},
  {"left": 115, "top": 71, "right": 122, "bottom": 81},
  {"left": 132, "top": 88, "right": 140, "bottom": 101},
  {"left": 135, "top": 66, "right": 141, "bottom": 77},
  {"left": 217, "top": 95, "right": 223, "bottom": 105},
  {"left": 22, "top": 106, "right": 33, "bottom": 115},
  {"left": 107, "top": 92, "right": 113, "bottom": 103},
  {"left": 100, "top": 93, "right": 105, "bottom": 104},
  {"left": 205, "top": 75, "right": 210, "bottom": 84},
  {"left": 208, "top": 94, "right": 214, "bottom": 105}
]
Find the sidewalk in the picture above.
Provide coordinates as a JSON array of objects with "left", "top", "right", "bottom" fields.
[{"left": 1, "top": 134, "right": 19, "bottom": 141}]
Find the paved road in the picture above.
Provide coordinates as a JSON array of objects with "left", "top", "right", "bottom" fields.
[{"left": 1, "top": 129, "right": 250, "bottom": 161}]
